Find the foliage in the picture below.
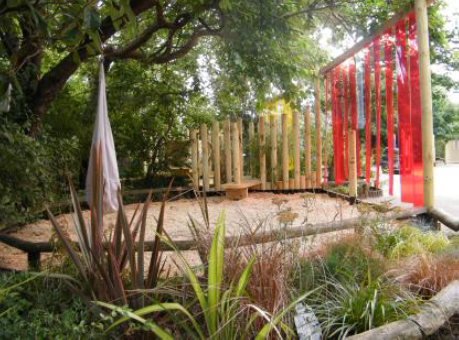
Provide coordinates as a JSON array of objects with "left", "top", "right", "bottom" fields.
[
  {"left": 309, "top": 275, "right": 419, "bottom": 338},
  {"left": 0, "top": 118, "right": 79, "bottom": 228},
  {"left": 290, "top": 236, "right": 386, "bottom": 295},
  {"left": 99, "top": 212, "right": 312, "bottom": 339},
  {"left": 370, "top": 224, "right": 450, "bottom": 259},
  {"left": 0, "top": 272, "right": 105, "bottom": 339},
  {"left": 394, "top": 253, "right": 459, "bottom": 298},
  {"left": 48, "top": 148, "right": 170, "bottom": 311}
]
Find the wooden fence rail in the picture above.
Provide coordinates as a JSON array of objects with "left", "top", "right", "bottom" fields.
[{"left": 0, "top": 207, "right": 426, "bottom": 270}]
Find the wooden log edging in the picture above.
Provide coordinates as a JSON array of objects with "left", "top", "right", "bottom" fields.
[
  {"left": 348, "top": 280, "right": 459, "bottom": 340},
  {"left": 430, "top": 208, "right": 459, "bottom": 232},
  {"left": 0, "top": 207, "right": 426, "bottom": 270}
]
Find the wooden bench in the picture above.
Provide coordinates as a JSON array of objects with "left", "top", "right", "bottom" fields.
[{"left": 222, "top": 180, "right": 262, "bottom": 200}]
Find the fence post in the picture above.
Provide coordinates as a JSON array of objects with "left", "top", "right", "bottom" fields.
[
  {"left": 249, "top": 121, "right": 255, "bottom": 176},
  {"left": 305, "top": 106, "right": 312, "bottom": 188},
  {"left": 237, "top": 117, "right": 243, "bottom": 180},
  {"left": 259, "top": 115, "right": 266, "bottom": 190},
  {"left": 293, "top": 111, "right": 301, "bottom": 189},
  {"left": 314, "top": 76, "right": 323, "bottom": 187},
  {"left": 270, "top": 114, "right": 278, "bottom": 187},
  {"left": 212, "top": 121, "right": 221, "bottom": 190},
  {"left": 224, "top": 116, "right": 232, "bottom": 183},
  {"left": 232, "top": 122, "right": 241, "bottom": 185},
  {"left": 349, "top": 130, "right": 358, "bottom": 202},
  {"left": 200, "top": 124, "right": 209, "bottom": 191},
  {"left": 282, "top": 113, "right": 289, "bottom": 190},
  {"left": 190, "top": 128, "right": 199, "bottom": 188},
  {"left": 415, "top": 0, "right": 435, "bottom": 210}
]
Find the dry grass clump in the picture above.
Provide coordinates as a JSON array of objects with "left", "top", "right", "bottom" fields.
[
  {"left": 393, "top": 254, "right": 459, "bottom": 298},
  {"left": 223, "top": 219, "right": 297, "bottom": 331}
]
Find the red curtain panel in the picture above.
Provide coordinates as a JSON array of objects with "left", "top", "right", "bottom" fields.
[
  {"left": 324, "top": 74, "right": 329, "bottom": 185},
  {"left": 349, "top": 60, "right": 360, "bottom": 178},
  {"left": 364, "top": 46, "right": 372, "bottom": 185},
  {"left": 395, "top": 18, "right": 414, "bottom": 203},
  {"left": 335, "top": 66, "right": 346, "bottom": 184},
  {"left": 408, "top": 13, "right": 424, "bottom": 207},
  {"left": 331, "top": 68, "right": 337, "bottom": 183},
  {"left": 373, "top": 37, "right": 382, "bottom": 189},
  {"left": 343, "top": 68, "right": 349, "bottom": 179},
  {"left": 384, "top": 30, "right": 395, "bottom": 196}
]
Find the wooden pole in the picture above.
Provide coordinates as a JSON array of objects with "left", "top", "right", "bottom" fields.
[
  {"left": 224, "top": 116, "right": 232, "bottom": 183},
  {"left": 190, "top": 128, "right": 199, "bottom": 188},
  {"left": 305, "top": 106, "right": 312, "bottom": 188},
  {"left": 232, "top": 122, "right": 241, "bottom": 185},
  {"left": 259, "top": 115, "right": 267, "bottom": 190},
  {"left": 200, "top": 123, "right": 209, "bottom": 191},
  {"left": 282, "top": 113, "right": 289, "bottom": 190},
  {"left": 293, "top": 111, "right": 301, "bottom": 189},
  {"left": 348, "top": 130, "right": 357, "bottom": 200},
  {"left": 270, "top": 114, "right": 278, "bottom": 186},
  {"left": 249, "top": 121, "right": 255, "bottom": 176},
  {"left": 237, "top": 117, "right": 243, "bottom": 179},
  {"left": 415, "top": 0, "right": 435, "bottom": 210},
  {"left": 315, "top": 76, "right": 323, "bottom": 187},
  {"left": 211, "top": 120, "right": 221, "bottom": 190}
]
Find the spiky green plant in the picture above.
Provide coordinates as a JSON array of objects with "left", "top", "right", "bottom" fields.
[
  {"left": 98, "top": 212, "right": 313, "bottom": 339},
  {"left": 47, "top": 146, "right": 171, "bottom": 308}
]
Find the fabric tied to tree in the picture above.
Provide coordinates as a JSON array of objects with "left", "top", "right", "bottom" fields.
[
  {"left": 384, "top": 30, "right": 395, "bottom": 196},
  {"left": 409, "top": 13, "right": 424, "bottom": 207},
  {"left": 86, "top": 63, "right": 121, "bottom": 213}
]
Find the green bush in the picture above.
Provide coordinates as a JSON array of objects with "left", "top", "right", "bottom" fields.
[
  {"left": 0, "top": 272, "right": 105, "bottom": 339},
  {"left": 310, "top": 275, "right": 419, "bottom": 338},
  {"left": 0, "top": 119, "right": 80, "bottom": 228},
  {"left": 371, "top": 224, "right": 450, "bottom": 259},
  {"left": 290, "top": 238, "right": 385, "bottom": 294}
]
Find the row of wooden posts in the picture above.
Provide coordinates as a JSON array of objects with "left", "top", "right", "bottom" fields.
[{"left": 189, "top": 90, "right": 358, "bottom": 199}]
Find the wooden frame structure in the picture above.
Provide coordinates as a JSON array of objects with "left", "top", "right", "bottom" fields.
[{"left": 319, "top": 0, "right": 435, "bottom": 210}]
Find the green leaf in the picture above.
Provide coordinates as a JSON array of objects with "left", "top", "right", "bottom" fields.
[{"left": 83, "top": 7, "right": 101, "bottom": 30}]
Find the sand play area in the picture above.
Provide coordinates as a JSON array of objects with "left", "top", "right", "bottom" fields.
[{"left": 1, "top": 192, "right": 369, "bottom": 271}]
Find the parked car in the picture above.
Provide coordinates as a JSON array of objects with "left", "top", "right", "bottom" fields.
[{"left": 380, "top": 147, "right": 400, "bottom": 174}]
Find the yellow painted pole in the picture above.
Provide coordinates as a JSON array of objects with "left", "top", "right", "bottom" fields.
[
  {"left": 224, "top": 116, "right": 232, "bottom": 183},
  {"left": 212, "top": 120, "right": 221, "bottom": 190},
  {"left": 293, "top": 111, "right": 301, "bottom": 189},
  {"left": 315, "top": 76, "right": 323, "bottom": 187},
  {"left": 305, "top": 106, "right": 312, "bottom": 188},
  {"left": 259, "top": 116, "right": 266, "bottom": 190},
  {"left": 200, "top": 123, "right": 209, "bottom": 191},
  {"left": 282, "top": 113, "right": 289, "bottom": 190}
]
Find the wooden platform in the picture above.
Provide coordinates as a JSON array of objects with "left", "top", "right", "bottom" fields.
[{"left": 222, "top": 180, "right": 262, "bottom": 200}]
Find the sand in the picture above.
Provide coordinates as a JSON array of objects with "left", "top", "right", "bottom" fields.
[{"left": 0, "top": 193, "right": 362, "bottom": 271}]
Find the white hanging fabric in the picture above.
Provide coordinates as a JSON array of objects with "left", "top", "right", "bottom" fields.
[{"left": 86, "top": 62, "right": 120, "bottom": 213}]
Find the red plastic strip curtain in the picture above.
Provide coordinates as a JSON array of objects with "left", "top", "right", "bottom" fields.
[
  {"left": 335, "top": 67, "right": 346, "bottom": 184},
  {"left": 395, "top": 18, "right": 414, "bottom": 203},
  {"left": 349, "top": 60, "right": 359, "bottom": 177},
  {"left": 343, "top": 68, "right": 349, "bottom": 179},
  {"left": 408, "top": 13, "right": 424, "bottom": 207},
  {"left": 373, "top": 37, "right": 382, "bottom": 189},
  {"left": 364, "top": 47, "right": 372, "bottom": 184},
  {"left": 384, "top": 30, "right": 395, "bottom": 196},
  {"left": 331, "top": 68, "right": 337, "bottom": 182},
  {"left": 324, "top": 74, "right": 329, "bottom": 184}
]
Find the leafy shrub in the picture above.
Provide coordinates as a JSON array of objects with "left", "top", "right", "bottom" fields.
[
  {"left": 309, "top": 275, "right": 419, "bottom": 338},
  {"left": 371, "top": 224, "right": 450, "bottom": 259},
  {"left": 0, "top": 119, "right": 79, "bottom": 228},
  {"left": 290, "top": 236, "right": 386, "bottom": 294},
  {"left": 0, "top": 272, "right": 105, "bottom": 339}
]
